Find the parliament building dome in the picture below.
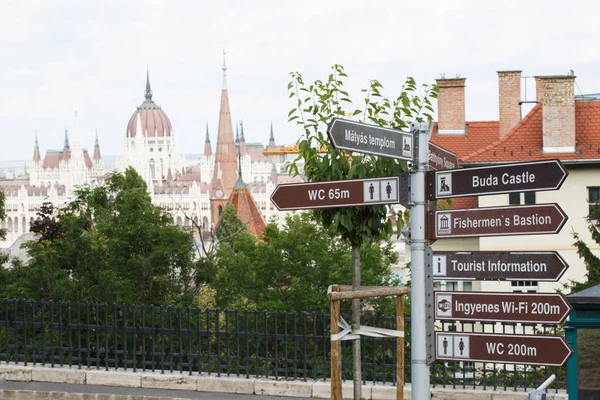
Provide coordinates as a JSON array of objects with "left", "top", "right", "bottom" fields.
[{"left": 126, "top": 71, "right": 173, "bottom": 138}]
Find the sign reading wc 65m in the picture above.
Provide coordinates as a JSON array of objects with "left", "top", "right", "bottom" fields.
[
  {"left": 270, "top": 177, "right": 401, "bottom": 211},
  {"left": 327, "top": 118, "right": 414, "bottom": 160}
]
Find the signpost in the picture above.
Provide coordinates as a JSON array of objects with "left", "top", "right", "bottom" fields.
[
  {"left": 434, "top": 291, "right": 572, "bottom": 324},
  {"left": 432, "top": 251, "right": 569, "bottom": 281},
  {"left": 327, "top": 118, "right": 415, "bottom": 160},
  {"left": 435, "top": 332, "right": 572, "bottom": 367},
  {"left": 269, "top": 116, "right": 574, "bottom": 400},
  {"left": 270, "top": 177, "right": 402, "bottom": 211},
  {"left": 428, "top": 203, "right": 568, "bottom": 240},
  {"left": 430, "top": 159, "right": 567, "bottom": 200},
  {"left": 429, "top": 142, "right": 459, "bottom": 171}
]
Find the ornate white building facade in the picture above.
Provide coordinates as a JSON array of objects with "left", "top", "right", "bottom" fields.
[{"left": 0, "top": 65, "right": 300, "bottom": 249}]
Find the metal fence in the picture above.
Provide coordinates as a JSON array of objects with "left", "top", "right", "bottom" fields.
[{"left": 0, "top": 300, "right": 565, "bottom": 392}]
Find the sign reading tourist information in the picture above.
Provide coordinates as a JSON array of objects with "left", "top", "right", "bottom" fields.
[
  {"left": 432, "top": 251, "right": 569, "bottom": 281},
  {"left": 428, "top": 203, "right": 568, "bottom": 240},
  {"left": 429, "top": 142, "right": 459, "bottom": 171},
  {"left": 430, "top": 159, "right": 567, "bottom": 200},
  {"left": 434, "top": 292, "right": 572, "bottom": 324},
  {"left": 435, "top": 332, "right": 572, "bottom": 367},
  {"left": 270, "top": 177, "right": 401, "bottom": 211},
  {"left": 327, "top": 118, "right": 414, "bottom": 160}
]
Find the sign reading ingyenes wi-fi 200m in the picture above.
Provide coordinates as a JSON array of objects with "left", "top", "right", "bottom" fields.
[
  {"left": 327, "top": 118, "right": 414, "bottom": 160},
  {"left": 434, "top": 291, "right": 572, "bottom": 324},
  {"left": 430, "top": 159, "right": 568, "bottom": 199}
]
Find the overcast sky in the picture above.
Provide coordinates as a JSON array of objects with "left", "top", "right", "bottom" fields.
[{"left": 1, "top": 0, "right": 599, "bottom": 162}]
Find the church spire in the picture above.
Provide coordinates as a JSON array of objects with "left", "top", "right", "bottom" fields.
[
  {"left": 269, "top": 121, "right": 275, "bottom": 145},
  {"left": 62, "top": 127, "right": 71, "bottom": 160},
  {"left": 221, "top": 49, "right": 228, "bottom": 90},
  {"left": 63, "top": 128, "right": 70, "bottom": 149},
  {"left": 33, "top": 131, "right": 41, "bottom": 163},
  {"left": 203, "top": 122, "right": 212, "bottom": 157},
  {"left": 239, "top": 121, "right": 247, "bottom": 155},
  {"left": 145, "top": 68, "right": 153, "bottom": 102},
  {"left": 93, "top": 130, "right": 102, "bottom": 162},
  {"left": 235, "top": 123, "right": 239, "bottom": 143},
  {"left": 211, "top": 50, "right": 238, "bottom": 201}
]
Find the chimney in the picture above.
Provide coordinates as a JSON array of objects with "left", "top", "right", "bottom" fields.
[
  {"left": 497, "top": 71, "right": 521, "bottom": 139},
  {"left": 534, "top": 75, "right": 576, "bottom": 153},
  {"left": 435, "top": 77, "right": 466, "bottom": 134}
]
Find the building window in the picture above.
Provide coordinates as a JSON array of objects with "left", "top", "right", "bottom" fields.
[
  {"left": 511, "top": 281, "right": 538, "bottom": 293},
  {"left": 588, "top": 187, "right": 600, "bottom": 217},
  {"left": 508, "top": 192, "right": 536, "bottom": 205}
]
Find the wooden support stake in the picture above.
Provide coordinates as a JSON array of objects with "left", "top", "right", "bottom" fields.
[
  {"left": 331, "top": 286, "right": 342, "bottom": 400},
  {"left": 396, "top": 295, "right": 405, "bottom": 400}
]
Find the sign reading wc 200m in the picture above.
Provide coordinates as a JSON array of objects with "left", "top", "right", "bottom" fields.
[{"left": 327, "top": 118, "right": 414, "bottom": 160}]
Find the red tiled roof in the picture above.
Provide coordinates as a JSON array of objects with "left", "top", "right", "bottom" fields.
[
  {"left": 463, "top": 102, "right": 600, "bottom": 163},
  {"left": 227, "top": 182, "right": 266, "bottom": 238},
  {"left": 42, "top": 151, "right": 61, "bottom": 169},
  {"left": 429, "top": 121, "right": 500, "bottom": 161}
]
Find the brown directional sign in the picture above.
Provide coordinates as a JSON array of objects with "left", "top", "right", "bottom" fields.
[
  {"left": 430, "top": 159, "right": 567, "bottom": 200},
  {"left": 434, "top": 291, "right": 572, "bottom": 324},
  {"left": 429, "top": 143, "right": 459, "bottom": 171},
  {"left": 270, "top": 177, "right": 401, "bottom": 211},
  {"left": 428, "top": 203, "right": 568, "bottom": 239},
  {"left": 327, "top": 118, "right": 414, "bottom": 160},
  {"left": 432, "top": 251, "right": 569, "bottom": 282},
  {"left": 435, "top": 332, "right": 572, "bottom": 366}
]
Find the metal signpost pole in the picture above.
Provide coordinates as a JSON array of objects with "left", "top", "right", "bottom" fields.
[{"left": 410, "top": 122, "right": 430, "bottom": 399}]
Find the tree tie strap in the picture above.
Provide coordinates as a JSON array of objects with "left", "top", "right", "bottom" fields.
[{"left": 331, "top": 317, "right": 404, "bottom": 341}]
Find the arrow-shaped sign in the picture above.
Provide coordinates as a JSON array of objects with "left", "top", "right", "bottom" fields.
[
  {"left": 435, "top": 332, "right": 572, "bottom": 367},
  {"left": 434, "top": 291, "right": 572, "bottom": 324},
  {"left": 432, "top": 251, "right": 569, "bottom": 281},
  {"left": 327, "top": 118, "right": 414, "bottom": 160},
  {"left": 428, "top": 203, "right": 568, "bottom": 239},
  {"left": 270, "top": 177, "right": 402, "bottom": 211},
  {"left": 429, "top": 142, "right": 459, "bottom": 171},
  {"left": 429, "top": 159, "right": 568, "bottom": 200}
]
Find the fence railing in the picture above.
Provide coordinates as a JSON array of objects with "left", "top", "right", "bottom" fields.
[{"left": 0, "top": 300, "right": 565, "bottom": 392}]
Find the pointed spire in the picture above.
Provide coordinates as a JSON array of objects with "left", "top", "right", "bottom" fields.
[
  {"left": 269, "top": 121, "right": 275, "bottom": 144},
  {"left": 221, "top": 49, "right": 228, "bottom": 90},
  {"left": 234, "top": 148, "right": 247, "bottom": 190},
  {"left": 93, "top": 130, "right": 102, "bottom": 162},
  {"left": 63, "top": 128, "right": 70, "bottom": 149},
  {"left": 239, "top": 121, "right": 247, "bottom": 155},
  {"left": 62, "top": 128, "right": 71, "bottom": 161},
  {"left": 235, "top": 123, "right": 239, "bottom": 143},
  {"left": 203, "top": 122, "right": 213, "bottom": 157},
  {"left": 211, "top": 52, "right": 237, "bottom": 203},
  {"left": 33, "top": 131, "right": 41, "bottom": 163},
  {"left": 145, "top": 68, "right": 153, "bottom": 102}
]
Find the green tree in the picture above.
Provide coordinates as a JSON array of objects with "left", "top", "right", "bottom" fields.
[
  {"left": 2, "top": 167, "right": 200, "bottom": 305},
  {"left": 287, "top": 64, "right": 436, "bottom": 396},
  {"left": 570, "top": 207, "right": 600, "bottom": 291},
  {"left": 211, "top": 212, "right": 399, "bottom": 313}
]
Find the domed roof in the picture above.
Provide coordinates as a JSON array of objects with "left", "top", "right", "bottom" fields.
[{"left": 126, "top": 71, "right": 173, "bottom": 138}]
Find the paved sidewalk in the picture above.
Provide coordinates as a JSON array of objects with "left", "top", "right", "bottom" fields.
[{"left": 0, "top": 380, "right": 308, "bottom": 400}]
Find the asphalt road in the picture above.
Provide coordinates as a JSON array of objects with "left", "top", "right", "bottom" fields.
[{"left": 0, "top": 380, "right": 309, "bottom": 400}]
